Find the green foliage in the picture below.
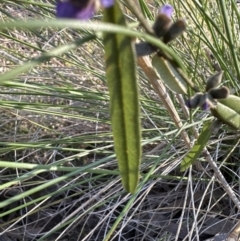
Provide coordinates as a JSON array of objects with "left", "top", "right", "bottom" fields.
[
  {"left": 152, "top": 54, "right": 188, "bottom": 94},
  {"left": 212, "top": 95, "right": 240, "bottom": 129},
  {"left": 218, "top": 95, "right": 240, "bottom": 114},
  {"left": 103, "top": 2, "right": 141, "bottom": 193},
  {"left": 1, "top": 0, "right": 240, "bottom": 240},
  {"left": 180, "top": 121, "right": 212, "bottom": 172}
]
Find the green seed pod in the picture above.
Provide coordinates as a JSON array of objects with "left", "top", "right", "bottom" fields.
[
  {"left": 153, "top": 14, "right": 172, "bottom": 38},
  {"left": 205, "top": 71, "right": 223, "bottom": 91},
  {"left": 211, "top": 95, "right": 240, "bottom": 129},
  {"left": 211, "top": 102, "right": 240, "bottom": 129},
  {"left": 218, "top": 95, "right": 240, "bottom": 114},
  {"left": 208, "top": 86, "right": 230, "bottom": 99},
  {"left": 163, "top": 19, "right": 186, "bottom": 43}
]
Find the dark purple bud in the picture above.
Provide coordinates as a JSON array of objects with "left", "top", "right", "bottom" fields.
[
  {"left": 135, "top": 42, "right": 156, "bottom": 56},
  {"left": 185, "top": 93, "right": 205, "bottom": 109},
  {"left": 163, "top": 19, "right": 186, "bottom": 43},
  {"left": 205, "top": 71, "right": 223, "bottom": 91},
  {"left": 153, "top": 4, "right": 174, "bottom": 38},
  {"left": 208, "top": 86, "right": 230, "bottom": 99},
  {"left": 153, "top": 14, "right": 172, "bottom": 38},
  {"left": 185, "top": 99, "right": 192, "bottom": 108}
]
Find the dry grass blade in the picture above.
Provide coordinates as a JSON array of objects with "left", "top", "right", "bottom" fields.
[{"left": 137, "top": 55, "right": 191, "bottom": 148}]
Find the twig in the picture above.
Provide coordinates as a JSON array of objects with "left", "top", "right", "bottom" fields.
[{"left": 137, "top": 55, "right": 191, "bottom": 148}]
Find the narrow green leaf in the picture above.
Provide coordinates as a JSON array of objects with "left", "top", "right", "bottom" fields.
[
  {"left": 103, "top": 2, "right": 141, "bottom": 193},
  {"left": 138, "top": 0, "right": 154, "bottom": 20},
  {"left": 180, "top": 121, "right": 212, "bottom": 172}
]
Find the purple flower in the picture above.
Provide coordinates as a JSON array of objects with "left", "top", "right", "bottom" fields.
[
  {"left": 159, "top": 4, "right": 174, "bottom": 18},
  {"left": 56, "top": 0, "right": 114, "bottom": 20},
  {"left": 185, "top": 99, "right": 210, "bottom": 110},
  {"left": 185, "top": 93, "right": 210, "bottom": 110},
  {"left": 201, "top": 102, "right": 210, "bottom": 111}
]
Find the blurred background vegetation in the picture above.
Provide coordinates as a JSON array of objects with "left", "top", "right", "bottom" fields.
[{"left": 0, "top": 0, "right": 240, "bottom": 240}]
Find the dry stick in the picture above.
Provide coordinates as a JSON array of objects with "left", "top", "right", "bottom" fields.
[{"left": 137, "top": 55, "right": 191, "bottom": 148}]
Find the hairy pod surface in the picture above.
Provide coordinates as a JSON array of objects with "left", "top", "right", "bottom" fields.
[
  {"left": 205, "top": 71, "right": 223, "bottom": 92},
  {"left": 163, "top": 19, "right": 186, "bottom": 43},
  {"left": 153, "top": 14, "right": 172, "bottom": 38},
  {"left": 208, "top": 86, "right": 230, "bottom": 99}
]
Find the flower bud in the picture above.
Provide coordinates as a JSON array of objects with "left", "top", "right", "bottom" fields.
[
  {"left": 208, "top": 86, "right": 230, "bottom": 99},
  {"left": 205, "top": 71, "right": 223, "bottom": 91},
  {"left": 185, "top": 93, "right": 206, "bottom": 109},
  {"left": 153, "top": 14, "right": 172, "bottom": 38},
  {"left": 56, "top": 0, "right": 114, "bottom": 20},
  {"left": 135, "top": 42, "right": 156, "bottom": 56},
  {"left": 163, "top": 19, "right": 186, "bottom": 43}
]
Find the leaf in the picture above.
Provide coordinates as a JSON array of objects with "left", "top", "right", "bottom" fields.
[
  {"left": 103, "top": 2, "right": 141, "bottom": 193},
  {"left": 152, "top": 54, "right": 188, "bottom": 94},
  {"left": 211, "top": 95, "right": 240, "bottom": 129},
  {"left": 218, "top": 95, "right": 240, "bottom": 114},
  {"left": 180, "top": 121, "right": 212, "bottom": 172}
]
